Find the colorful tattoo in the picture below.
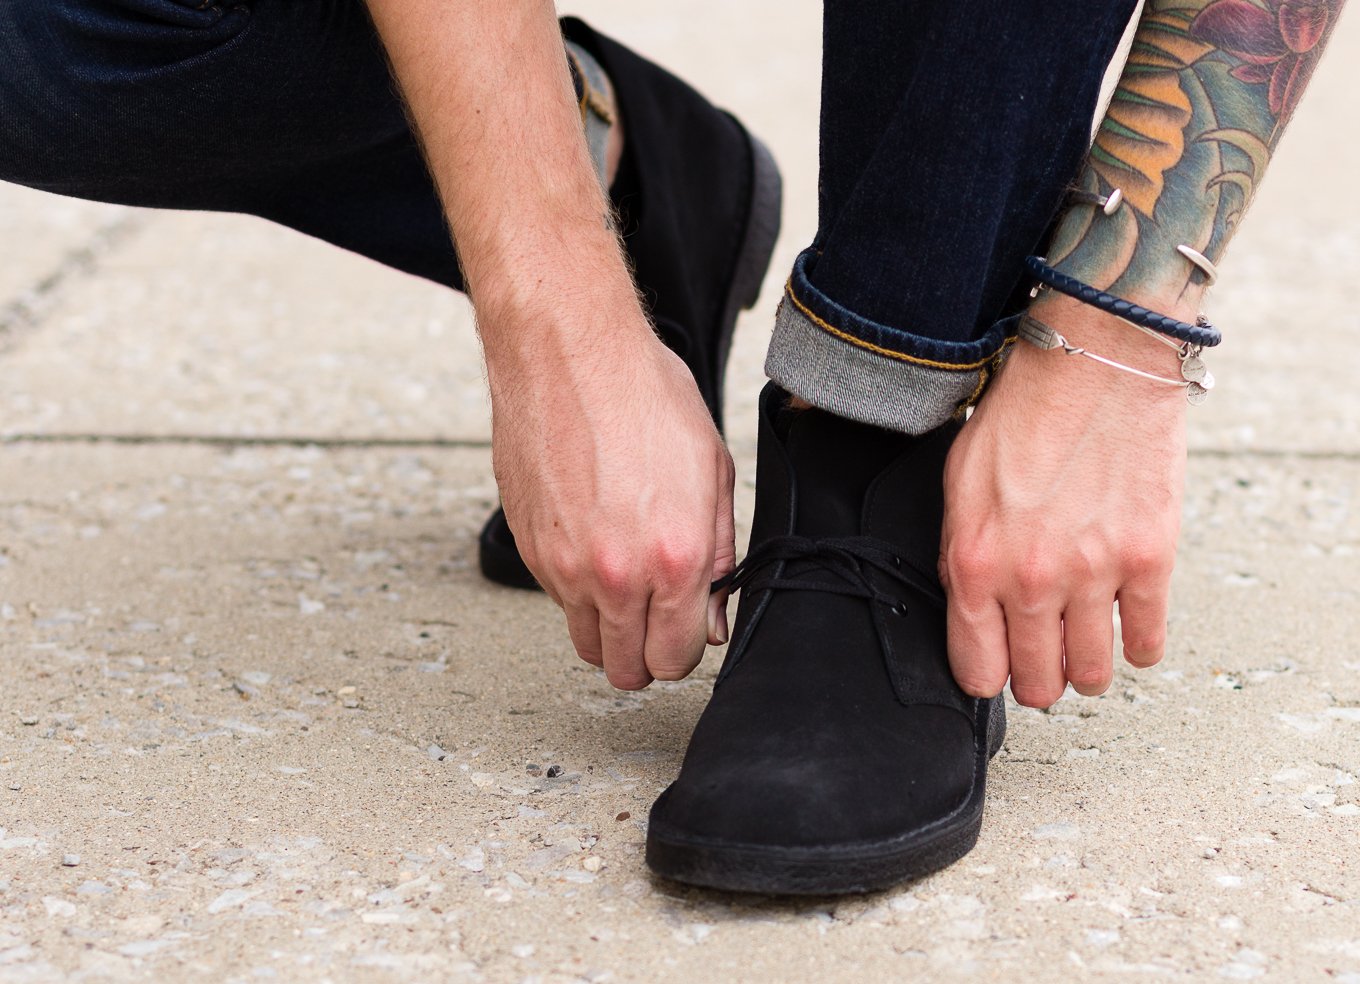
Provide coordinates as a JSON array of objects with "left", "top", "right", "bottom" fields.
[{"left": 1047, "top": 0, "right": 1347, "bottom": 303}]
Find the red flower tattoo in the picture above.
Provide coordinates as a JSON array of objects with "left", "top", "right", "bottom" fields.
[{"left": 1191, "top": 0, "right": 1335, "bottom": 121}]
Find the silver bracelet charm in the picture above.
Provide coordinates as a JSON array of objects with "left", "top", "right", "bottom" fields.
[{"left": 1017, "top": 315, "right": 1213, "bottom": 405}]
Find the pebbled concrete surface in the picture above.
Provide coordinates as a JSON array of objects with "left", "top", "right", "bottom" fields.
[{"left": 2, "top": 1, "right": 1359, "bottom": 982}]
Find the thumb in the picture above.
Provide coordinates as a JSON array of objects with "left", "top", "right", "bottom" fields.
[{"left": 707, "top": 452, "right": 736, "bottom": 647}]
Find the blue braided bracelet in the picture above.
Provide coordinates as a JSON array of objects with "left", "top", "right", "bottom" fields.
[{"left": 1024, "top": 256, "right": 1222, "bottom": 348}]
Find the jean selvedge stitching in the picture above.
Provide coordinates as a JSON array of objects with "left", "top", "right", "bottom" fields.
[
  {"left": 785, "top": 249, "right": 1012, "bottom": 371},
  {"left": 784, "top": 279, "right": 1007, "bottom": 372}
]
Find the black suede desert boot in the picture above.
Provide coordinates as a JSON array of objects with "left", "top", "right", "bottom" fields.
[
  {"left": 645, "top": 383, "right": 1006, "bottom": 895},
  {"left": 478, "top": 19, "right": 783, "bottom": 590}
]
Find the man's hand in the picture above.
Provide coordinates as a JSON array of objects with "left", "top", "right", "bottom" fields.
[
  {"left": 939, "top": 293, "right": 1188, "bottom": 706},
  {"left": 364, "top": 1, "right": 731, "bottom": 686},
  {"left": 488, "top": 312, "right": 734, "bottom": 690}
]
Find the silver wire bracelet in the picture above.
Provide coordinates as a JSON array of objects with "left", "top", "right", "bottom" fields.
[{"left": 1017, "top": 315, "right": 1214, "bottom": 405}]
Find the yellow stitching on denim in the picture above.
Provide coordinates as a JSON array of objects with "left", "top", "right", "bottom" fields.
[
  {"left": 566, "top": 51, "right": 590, "bottom": 124},
  {"left": 954, "top": 337, "right": 1017, "bottom": 416},
  {"left": 960, "top": 363, "right": 990, "bottom": 409},
  {"left": 585, "top": 90, "right": 615, "bottom": 125},
  {"left": 567, "top": 50, "right": 616, "bottom": 127},
  {"left": 784, "top": 282, "right": 1005, "bottom": 372}
]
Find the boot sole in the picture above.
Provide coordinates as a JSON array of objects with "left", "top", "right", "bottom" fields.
[
  {"left": 478, "top": 128, "right": 783, "bottom": 590},
  {"left": 645, "top": 697, "right": 1006, "bottom": 896}
]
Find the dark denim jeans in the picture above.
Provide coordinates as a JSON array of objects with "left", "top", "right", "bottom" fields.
[
  {"left": 0, "top": 0, "right": 462, "bottom": 287},
  {"left": 766, "top": 0, "right": 1140, "bottom": 432},
  {"left": 0, "top": 0, "right": 1137, "bottom": 433}
]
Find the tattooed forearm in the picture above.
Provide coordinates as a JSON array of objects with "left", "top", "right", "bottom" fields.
[{"left": 1045, "top": 0, "right": 1347, "bottom": 307}]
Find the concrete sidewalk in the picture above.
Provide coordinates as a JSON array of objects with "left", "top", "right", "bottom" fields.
[{"left": 2, "top": 2, "right": 1359, "bottom": 981}]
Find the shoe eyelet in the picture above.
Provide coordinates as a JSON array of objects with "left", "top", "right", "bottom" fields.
[{"left": 889, "top": 602, "right": 908, "bottom": 617}]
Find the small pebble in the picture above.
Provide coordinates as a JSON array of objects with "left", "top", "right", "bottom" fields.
[
  {"left": 427, "top": 744, "right": 447, "bottom": 762},
  {"left": 19, "top": 716, "right": 38, "bottom": 726},
  {"left": 336, "top": 687, "right": 357, "bottom": 697},
  {"left": 615, "top": 811, "right": 631, "bottom": 822},
  {"left": 545, "top": 765, "right": 563, "bottom": 779},
  {"left": 61, "top": 854, "right": 80, "bottom": 867},
  {"left": 582, "top": 855, "right": 604, "bottom": 873}
]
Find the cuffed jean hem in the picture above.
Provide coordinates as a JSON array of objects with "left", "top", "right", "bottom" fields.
[
  {"left": 764, "top": 248, "right": 1016, "bottom": 435},
  {"left": 565, "top": 41, "right": 614, "bottom": 191}
]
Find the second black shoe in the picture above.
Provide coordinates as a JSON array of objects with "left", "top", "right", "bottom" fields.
[
  {"left": 645, "top": 384, "right": 1006, "bottom": 895},
  {"left": 478, "top": 19, "right": 784, "bottom": 591}
]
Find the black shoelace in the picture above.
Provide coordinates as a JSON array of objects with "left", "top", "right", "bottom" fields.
[{"left": 710, "top": 535, "right": 945, "bottom": 616}]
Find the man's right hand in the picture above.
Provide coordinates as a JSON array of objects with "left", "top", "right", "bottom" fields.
[
  {"left": 365, "top": 0, "right": 732, "bottom": 687},
  {"left": 486, "top": 305, "right": 735, "bottom": 691}
]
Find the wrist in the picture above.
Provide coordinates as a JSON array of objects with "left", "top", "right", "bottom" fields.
[
  {"left": 481, "top": 282, "right": 656, "bottom": 397},
  {"left": 1026, "top": 289, "right": 1204, "bottom": 381},
  {"left": 476, "top": 246, "right": 645, "bottom": 358}
]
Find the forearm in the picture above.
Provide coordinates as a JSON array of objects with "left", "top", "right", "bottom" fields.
[
  {"left": 1045, "top": 0, "right": 1347, "bottom": 326},
  {"left": 364, "top": 0, "right": 640, "bottom": 370}
]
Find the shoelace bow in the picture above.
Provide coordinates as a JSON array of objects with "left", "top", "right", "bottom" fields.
[{"left": 710, "top": 535, "right": 945, "bottom": 615}]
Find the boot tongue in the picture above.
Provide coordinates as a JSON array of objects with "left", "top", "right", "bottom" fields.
[{"left": 783, "top": 407, "right": 912, "bottom": 538}]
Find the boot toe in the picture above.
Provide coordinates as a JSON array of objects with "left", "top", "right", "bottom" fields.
[{"left": 650, "top": 706, "right": 977, "bottom": 851}]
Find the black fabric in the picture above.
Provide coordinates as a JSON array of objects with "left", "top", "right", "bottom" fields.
[
  {"left": 561, "top": 17, "right": 755, "bottom": 431},
  {"left": 809, "top": 0, "right": 1141, "bottom": 347},
  {"left": 652, "top": 384, "right": 982, "bottom": 850},
  {"left": 482, "top": 20, "right": 775, "bottom": 588}
]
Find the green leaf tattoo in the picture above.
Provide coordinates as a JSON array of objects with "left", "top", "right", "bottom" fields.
[{"left": 1048, "top": 0, "right": 1347, "bottom": 303}]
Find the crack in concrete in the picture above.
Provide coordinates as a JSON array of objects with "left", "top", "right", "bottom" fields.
[
  {"left": 3, "top": 433, "right": 1356, "bottom": 460},
  {"left": 1187, "top": 447, "right": 1360, "bottom": 462},
  {"left": 0, "top": 212, "right": 144, "bottom": 350},
  {"left": 0, "top": 432, "right": 492, "bottom": 450}
]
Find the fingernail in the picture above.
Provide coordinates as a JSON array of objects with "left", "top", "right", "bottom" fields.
[{"left": 708, "top": 594, "right": 729, "bottom": 646}]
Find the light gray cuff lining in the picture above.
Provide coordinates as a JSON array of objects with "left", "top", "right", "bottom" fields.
[
  {"left": 565, "top": 41, "right": 613, "bottom": 192},
  {"left": 764, "top": 297, "right": 991, "bottom": 436}
]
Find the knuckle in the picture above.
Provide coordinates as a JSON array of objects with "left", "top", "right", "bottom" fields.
[
  {"left": 590, "top": 548, "right": 635, "bottom": 596},
  {"left": 544, "top": 547, "right": 581, "bottom": 584},
  {"left": 1014, "top": 558, "right": 1059, "bottom": 604},
  {"left": 1121, "top": 542, "right": 1173, "bottom": 580},
  {"left": 1011, "top": 683, "right": 1063, "bottom": 709},
  {"left": 649, "top": 657, "right": 698, "bottom": 682},
  {"left": 652, "top": 539, "right": 705, "bottom": 584},
  {"left": 953, "top": 670, "right": 1004, "bottom": 698},
  {"left": 574, "top": 648, "right": 604, "bottom": 668},
  {"left": 947, "top": 542, "right": 995, "bottom": 585},
  {"left": 1128, "top": 629, "right": 1167, "bottom": 654},
  {"left": 1124, "top": 642, "right": 1165, "bottom": 668},
  {"left": 607, "top": 670, "right": 651, "bottom": 692},
  {"left": 1067, "top": 665, "right": 1111, "bottom": 693}
]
